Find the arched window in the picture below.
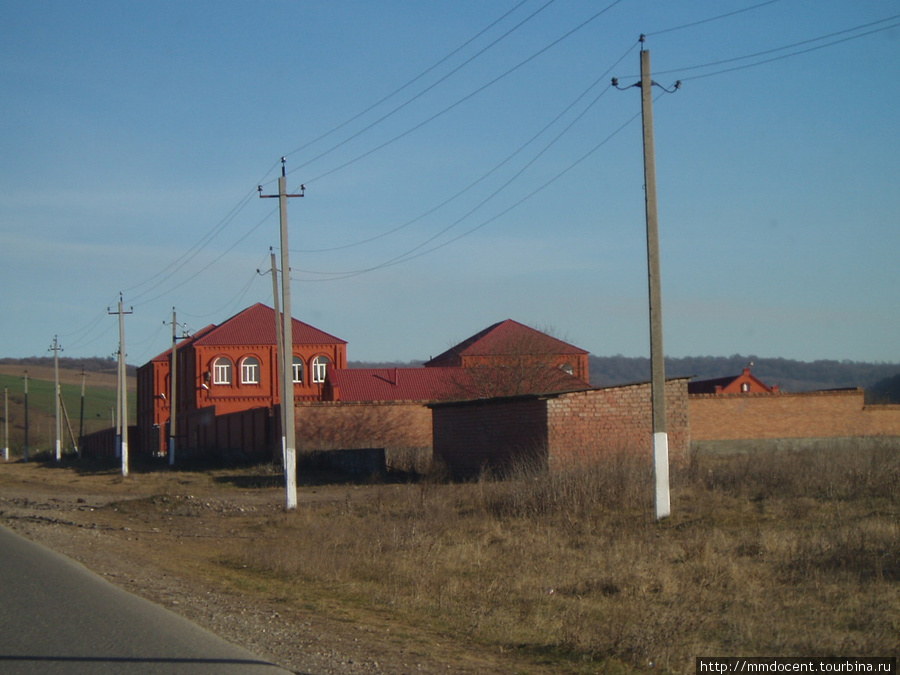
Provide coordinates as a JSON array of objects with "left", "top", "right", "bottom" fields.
[
  {"left": 292, "top": 356, "right": 304, "bottom": 384},
  {"left": 241, "top": 356, "right": 260, "bottom": 384},
  {"left": 312, "top": 355, "right": 331, "bottom": 383},
  {"left": 212, "top": 357, "right": 233, "bottom": 385}
]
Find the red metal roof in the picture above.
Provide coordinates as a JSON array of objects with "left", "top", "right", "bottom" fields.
[
  {"left": 327, "top": 368, "right": 464, "bottom": 402},
  {"left": 191, "top": 303, "right": 346, "bottom": 348},
  {"left": 425, "top": 319, "right": 588, "bottom": 366},
  {"left": 327, "top": 365, "right": 591, "bottom": 403}
]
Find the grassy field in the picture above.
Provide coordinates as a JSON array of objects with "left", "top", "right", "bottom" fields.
[
  {"left": 3, "top": 443, "right": 896, "bottom": 673},
  {"left": 229, "top": 447, "right": 900, "bottom": 671},
  {"left": 0, "top": 370, "right": 133, "bottom": 452}
]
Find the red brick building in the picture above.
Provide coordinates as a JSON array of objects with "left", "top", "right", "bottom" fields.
[
  {"left": 424, "top": 319, "right": 590, "bottom": 386},
  {"left": 687, "top": 366, "right": 779, "bottom": 395},
  {"left": 137, "top": 303, "right": 346, "bottom": 457}
]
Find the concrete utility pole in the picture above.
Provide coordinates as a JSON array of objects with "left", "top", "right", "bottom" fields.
[
  {"left": 3, "top": 387, "right": 8, "bottom": 461},
  {"left": 49, "top": 336, "right": 63, "bottom": 462},
  {"left": 269, "top": 249, "right": 287, "bottom": 464},
  {"left": 22, "top": 371, "right": 29, "bottom": 462},
  {"left": 259, "top": 159, "right": 305, "bottom": 511},
  {"left": 109, "top": 295, "right": 133, "bottom": 477},
  {"left": 615, "top": 38, "right": 680, "bottom": 520},
  {"left": 167, "top": 308, "right": 188, "bottom": 466},
  {"left": 78, "top": 366, "right": 86, "bottom": 460}
]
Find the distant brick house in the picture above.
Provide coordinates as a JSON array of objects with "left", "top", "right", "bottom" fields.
[
  {"left": 136, "top": 303, "right": 346, "bottom": 458},
  {"left": 424, "top": 319, "right": 590, "bottom": 388},
  {"left": 688, "top": 366, "right": 779, "bottom": 395},
  {"left": 305, "top": 325, "right": 592, "bottom": 472}
]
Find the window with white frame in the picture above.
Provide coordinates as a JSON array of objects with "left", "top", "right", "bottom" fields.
[
  {"left": 241, "top": 356, "right": 260, "bottom": 384},
  {"left": 292, "top": 356, "right": 304, "bottom": 384},
  {"left": 212, "top": 357, "right": 233, "bottom": 384},
  {"left": 312, "top": 355, "right": 331, "bottom": 383}
]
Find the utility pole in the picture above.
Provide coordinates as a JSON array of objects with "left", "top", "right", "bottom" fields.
[
  {"left": 259, "top": 159, "right": 305, "bottom": 511},
  {"left": 166, "top": 308, "right": 188, "bottom": 466},
  {"left": 49, "top": 336, "right": 63, "bottom": 462},
  {"left": 614, "top": 38, "right": 680, "bottom": 520},
  {"left": 3, "top": 387, "right": 8, "bottom": 461},
  {"left": 22, "top": 371, "right": 29, "bottom": 462},
  {"left": 109, "top": 295, "right": 133, "bottom": 477},
  {"left": 78, "top": 366, "right": 86, "bottom": 460},
  {"left": 170, "top": 308, "right": 177, "bottom": 466},
  {"left": 269, "top": 249, "right": 287, "bottom": 464}
]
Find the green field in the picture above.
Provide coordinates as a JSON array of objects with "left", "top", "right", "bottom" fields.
[{"left": 0, "top": 373, "right": 134, "bottom": 452}]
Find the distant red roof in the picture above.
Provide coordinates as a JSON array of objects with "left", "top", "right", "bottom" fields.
[
  {"left": 425, "top": 319, "right": 587, "bottom": 367},
  {"left": 191, "top": 303, "right": 346, "bottom": 348},
  {"left": 326, "top": 368, "right": 463, "bottom": 402},
  {"left": 688, "top": 367, "right": 778, "bottom": 395},
  {"left": 327, "top": 365, "right": 590, "bottom": 403}
]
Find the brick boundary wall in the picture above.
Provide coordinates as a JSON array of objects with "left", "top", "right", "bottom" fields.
[
  {"left": 546, "top": 379, "right": 690, "bottom": 470},
  {"left": 432, "top": 379, "right": 690, "bottom": 479},
  {"left": 295, "top": 400, "right": 433, "bottom": 472},
  {"left": 432, "top": 398, "right": 549, "bottom": 479},
  {"left": 179, "top": 405, "right": 277, "bottom": 461},
  {"left": 689, "top": 389, "right": 900, "bottom": 442}
]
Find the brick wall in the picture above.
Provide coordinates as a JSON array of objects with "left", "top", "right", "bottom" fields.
[
  {"left": 180, "top": 405, "right": 277, "bottom": 461},
  {"left": 689, "top": 389, "right": 900, "bottom": 441},
  {"left": 432, "top": 379, "right": 690, "bottom": 479},
  {"left": 432, "top": 398, "right": 548, "bottom": 479},
  {"left": 295, "top": 401, "right": 433, "bottom": 472},
  {"left": 546, "top": 379, "right": 690, "bottom": 469}
]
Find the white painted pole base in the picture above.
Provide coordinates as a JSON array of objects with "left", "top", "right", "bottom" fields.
[
  {"left": 284, "top": 448, "right": 297, "bottom": 511},
  {"left": 653, "top": 432, "right": 670, "bottom": 520}
]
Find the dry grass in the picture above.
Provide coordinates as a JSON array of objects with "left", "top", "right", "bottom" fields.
[
  {"left": 3, "top": 442, "right": 898, "bottom": 673},
  {"left": 219, "top": 444, "right": 900, "bottom": 672}
]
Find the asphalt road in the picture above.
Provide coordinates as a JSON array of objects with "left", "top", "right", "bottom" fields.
[{"left": 0, "top": 525, "right": 297, "bottom": 674}]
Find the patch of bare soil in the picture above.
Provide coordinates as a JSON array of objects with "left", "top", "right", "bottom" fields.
[{"left": 0, "top": 461, "right": 549, "bottom": 675}]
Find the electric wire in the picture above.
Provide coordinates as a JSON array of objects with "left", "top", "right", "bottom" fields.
[
  {"left": 108, "top": 2, "right": 625, "bottom": 319},
  {"left": 132, "top": 204, "right": 278, "bottom": 309},
  {"left": 290, "top": 88, "right": 651, "bottom": 282},
  {"left": 122, "top": 158, "right": 282, "bottom": 303},
  {"left": 180, "top": 253, "right": 272, "bottom": 321},
  {"left": 659, "top": 13, "right": 900, "bottom": 80},
  {"left": 281, "top": 0, "right": 555, "bottom": 172},
  {"left": 77, "top": 7, "right": 896, "bottom": 352},
  {"left": 293, "top": 40, "right": 639, "bottom": 254},
  {"left": 295, "top": 0, "right": 627, "bottom": 189},
  {"left": 297, "top": 106, "right": 639, "bottom": 282},
  {"left": 645, "top": 0, "right": 780, "bottom": 37}
]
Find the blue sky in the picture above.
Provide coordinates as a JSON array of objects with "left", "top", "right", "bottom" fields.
[{"left": 2, "top": 1, "right": 899, "bottom": 366}]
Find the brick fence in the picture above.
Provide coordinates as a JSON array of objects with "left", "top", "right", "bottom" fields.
[
  {"left": 295, "top": 400, "right": 433, "bottom": 472},
  {"left": 547, "top": 378, "right": 690, "bottom": 470},
  {"left": 689, "top": 389, "right": 900, "bottom": 453},
  {"left": 432, "top": 379, "right": 690, "bottom": 479}
]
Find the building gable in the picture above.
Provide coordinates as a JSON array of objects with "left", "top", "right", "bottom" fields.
[
  {"left": 425, "top": 319, "right": 588, "bottom": 367},
  {"left": 191, "top": 303, "right": 346, "bottom": 348}
]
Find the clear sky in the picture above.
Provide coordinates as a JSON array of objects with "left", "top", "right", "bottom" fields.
[{"left": 2, "top": 1, "right": 898, "bottom": 366}]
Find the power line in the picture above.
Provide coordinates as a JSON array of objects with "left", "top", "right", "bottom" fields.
[
  {"left": 660, "top": 13, "right": 900, "bottom": 80},
  {"left": 295, "top": 0, "right": 627, "bottom": 189},
  {"left": 293, "top": 40, "right": 639, "bottom": 255},
  {"left": 131, "top": 204, "right": 277, "bottom": 309},
  {"left": 105, "top": 3, "right": 626, "bottom": 316},
  {"left": 290, "top": 97, "right": 646, "bottom": 282},
  {"left": 122, "top": 157, "right": 283, "bottom": 302},
  {"left": 645, "top": 0, "right": 781, "bottom": 37},
  {"left": 281, "top": 0, "right": 553, "bottom": 169}
]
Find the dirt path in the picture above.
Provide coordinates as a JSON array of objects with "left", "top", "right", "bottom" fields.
[{"left": 0, "top": 462, "right": 548, "bottom": 675}]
